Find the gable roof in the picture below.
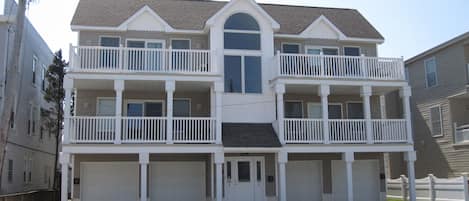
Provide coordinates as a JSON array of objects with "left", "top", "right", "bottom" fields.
[{"left": 71, "top": 0, "right": 384, "bottom": 39}]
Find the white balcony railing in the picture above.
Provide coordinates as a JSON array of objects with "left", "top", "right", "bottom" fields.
[
  {"left": 277, "top": 53, "right": 405, "bottom": 80},
  {"left": 122, "top": 117, "right": 166, "bottom": 143},
  {"left": 69, "top": 46, "right": 214, "bottom": 74},
  {"left": 173, "top": 117, "right": 216, "bottom": 143},
  {"left": 69, "top": 116, "right": 116, "bottom": 143},
  {"left": 67, "top": 116, "right": 216, "bottom": 144},
  {"left": 284, "top": 119, "right": 408, "bottom": 144}
]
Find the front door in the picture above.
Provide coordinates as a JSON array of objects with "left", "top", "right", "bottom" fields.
[{"left": 225, "top": 157, "right": 265, "bottom": 201}]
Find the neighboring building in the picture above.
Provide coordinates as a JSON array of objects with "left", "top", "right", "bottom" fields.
[
  {"left": 390, "top": 32, "right": 469, "bottom": 179},
  {"left": 62, "top": 0, "right": 416, "bottom": 201},
  {"left": 0, "top": 0, "right": 55, "bottom": 195}
]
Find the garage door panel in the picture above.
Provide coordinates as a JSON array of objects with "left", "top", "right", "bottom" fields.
[
  {"left": 332, "top": 160, "right": 380, "bottom": 201},
  {"left": 286, "top": 161, "right": 322, "bottom": 201},
  {"left": 81, "top": 162, "right": 139, "bottom": 201},
  {"left": 150, "top": 161, "right": 205, "bottom": 201}
]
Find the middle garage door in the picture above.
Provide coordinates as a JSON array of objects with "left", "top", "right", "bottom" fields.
[
  {"left": 150, "top": 161, "right": 206, "bottom": 201},
  {"left": 286, "top": 161, "right": 323, "bottom": 201}
]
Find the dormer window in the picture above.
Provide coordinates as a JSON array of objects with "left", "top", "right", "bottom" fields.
[{"left": 224, "top": 13, "right": 261, "bottom": 50}]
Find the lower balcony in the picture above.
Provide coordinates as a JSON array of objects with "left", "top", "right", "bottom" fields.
[
  {"left": 283, "top": 119, "right": 408, "bottom": 144},
  {"left": 68, "top": 116, "right": 216, "bottom": 144}
]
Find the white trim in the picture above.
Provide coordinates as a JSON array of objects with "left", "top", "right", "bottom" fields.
[
  {"left": 273, "top": 78, "right": 408, "bottom": 87},
  {"left": 284, "top": 144, "right": 414, "bottom": 153},
  {"left": 424, "top": 57, "right": 438, "bottom": 88},
  {"left": 429, "top": 104, "right": 443, "bottom": 138},
  {"left": 118, "top": 5, "right": 173, "bottom": 32},
  {"left": 205, "top": 0, "right": 280, "bottom": 31},
  {"left": 71, "top": 25, "right": 207, "bottom": 34},
  {"left": 63, "top": 144, "right": 223, "bottom": 154},
  {"left": 300, "top": 15, "right": 346, "bottom": 40}
]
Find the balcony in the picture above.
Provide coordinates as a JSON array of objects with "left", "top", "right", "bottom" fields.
[
  {"left": 276, "top": 53, "right": 405, "bottom": 81},
  {"left": 68, "top": 116, "right": 216, "bottom": 144},
  {"left": 69, "top": 46, "right": 215, "bottom": 74}
]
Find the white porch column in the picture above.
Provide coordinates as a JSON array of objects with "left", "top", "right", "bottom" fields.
[
  {"left": 400, "top": 86, "right": 413, "bottom": 144},
  {"left": 214, "top": 81, "right": 223, "bottom": 144},
  {"left": 63, "top": 77, "right": 73, "bottom": 144},
  {"left": 277, "top": 151, "right": 288, "bottom": 201},
  {"left": 275, "top": 83, "right": 286, "bottom": 144},
  {"left": 361, "top": 85, "right": 373, "bottom": 144},
  {"left": 165, "top": 80, "right": 175, "bottom": 144},
  {"left": 114, "top": 80, "right": 124, "bottom": 144},
  {"left": 405, "top": 151, "right": 417, "bottom": 201},
  {"left": 343, "top": 152, "right": 355, "bottom": 201},
  {"left": 214, "top": 152, "right": 224, "bottom": 201},
  {"left": 60, "top": 152, "right": 70, "bottom": 201},
  {"left": 139, "top": 153, "right": 149, "bottom": 201},
  {"left": 319, "top": 85, "right": 330, "bottom": 144}
]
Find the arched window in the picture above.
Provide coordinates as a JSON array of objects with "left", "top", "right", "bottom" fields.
[{"left": 224, "top": 13, "right": 261, "bottom": 50}]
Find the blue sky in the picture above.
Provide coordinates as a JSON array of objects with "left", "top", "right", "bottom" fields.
[{"left": 25, "top": 0, "right": 469, "bottom": 60}]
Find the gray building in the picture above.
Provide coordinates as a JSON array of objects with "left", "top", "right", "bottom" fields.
[
  {"left": 0, "top": 0, "right": 56, "bottom": 194},
  {"left": 389, "top": 32, "right": 469, "bottom": 179}
]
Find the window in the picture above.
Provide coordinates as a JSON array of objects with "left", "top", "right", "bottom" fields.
[
  {"left": 344, "top": 47, "right": 361, "bottom": 56},
  {"left": 174, "top": 99, "right": 190, "bottom": 117},
  {"left": 430, "top": 105, "right": 443, "bottom": 137},
  {"left": 99, "top": 36, "right": 120, "bottom": 68},
  {"left": 9, "top": 110, "right": 14, "bottom": 129},
  {"left": 285, "top": 101, "right": 303, "bottom": 118},
  {"left": 307, "top": 102, "right": 344, "bottom": 119},
  {"left": 347, "top": 102, "right": 364, "bottom": 119},
  {"left": 282, "top": 44, "right": 300, "bottom": 54},
  {"left": 237, "top": 161, "right": 250, "bottom": 182},
  {"left": 328, "top": 104, "right": 343, "bottom": 119},
  {"left": 126, "top": 101, "right": 163, "bottom": 117},
  {"left": 224, "top": 55, "right": 262, "bottom": 93},
  {"left": 7, "top": 159, "right": 13, "bottom": 183},
  {"left": 425, "top": 57, "right": 438, "bottom": 87},
  {"left": 171, "top": 39, "right": 190, "bottom": 49},
  {"left": 224, "top": 13, "right": 260, "bottom": 50},
  {"left": 41, "top": 65, "right": 47, "bottom": 91},
  {"left": 306, "top": 47, "right": 339, "bottom": 55},
  {"left": 28, "top": 105, "right": 38, "bottom": 136},
  {"left": 97, "top": 98, "right": 116, "bottom": 116},
  {"left": 23, "top": 156, "right": 32, "bottom": 184},
  {"left": 32, "top": 56, "right": 38, "bottom": 84},
  {"left": 100, "top": 36, "right": 120, "bottom": 47}
]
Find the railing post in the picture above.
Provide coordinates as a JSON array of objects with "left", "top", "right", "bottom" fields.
[
  {"left": 168, "top": 46, "right": 173, "bottom": 71},
  {"left": 320, "top": 52, "right": 325, "bottom": 77},
  {"left": 428, "top": 174, "right": 436, "bottom": 201},
  {"left": 63, "top": 77, "right": 73, "bottom": 144},
  {"left": 400, "top": 86, "right": 413, "bottom": 144},
  {"left": 276, "top": 50, "right": 281, "bottom": 77},
  {"left": 361, "top": 85, "right": 373, "bottom": 144},
  {"left": 166, "top": 80, "right": 175, "bottom": 144},
  {"left": 360, "top": 54, "right": 367, "bottom": 79},
  {"left": 114, "top": 80, "right": 124, "bottom": 144},
  {"left": 275, "top": 83, "right": 286, "bottom": 144},
  {"left": 319, "top": 85, "right": 330, "bottom": 144},
  {"left": 119, "top": 44, "right": 124, "bottom": 71}
]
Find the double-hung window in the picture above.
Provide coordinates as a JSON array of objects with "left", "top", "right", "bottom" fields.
[
  {"left": 430, "top": 105, "right": 443, "bottom": 137},
  {"left": 425, "top": 57, "right": 438, "bottom": 88},
  {"left": 223, "top": 13, "right": 262, "bottom": 94},
  {"left": 32, "top": 56, "right": 38, "bottom": 85}
]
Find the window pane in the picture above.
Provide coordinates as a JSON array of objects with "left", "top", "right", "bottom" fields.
[
  {"left": 282, "top": 44, "right": 300, "bottom": 54},
  {"left": 307, "top": 48, "right": 321, "bottom": 55},
  {"left": 173, "top": 99, "right": 190, "bottom": 117},
  {"left": 100, "top": 37, "right": 120, "bottom": 47},
  {"left": 323, "top": 48, "right": 338, "bottom": 55},
  {"left": 224, "top": 33, "right": 260, "bottom": 50},
  {"left": 145, "top": 102, "right": 163, "bottom": 117},
  {"left": 171, "top": 40, "right": 190, "bottom": 49},
  {"left": 328, "top": 105, "right": 342, "bottom": 119},
  {"left": 285, "top": 101, "right": 303, "bottom": 118},
  {"left": 224, "top": 56, "right": 242, "bottom": 93},
  {"left": 147, "top": 42, "right": 163, "bottom": 49},
  {"left": 127, "top": 103, "right": 143, "bottom": 117},
  {"left": 97, "top": 99, "right": 116, "bottom": 116},
  {"left": 227, "top": 161, "right": 232, "bottom": 180},
  {"left": 224, "top": 13, "right": 260, "bottom": 31},
  {"left": 344, "top": 47, "right": 360, "bottom": 56},
  {"left": 307, "top": 103, "right": 322, "bottom": 118},
  {"left": 127, "top": 40, "right": 145, "bottom": 48},
  {"left": 244, "top": 56, "right": 262, "bottom": 93},
  {"left": 256, "top": 161, "right": 261, "bottom": 181},
  {"left": 347, "top": 103, "right": 364, "bottom": 119},
  {"left": 430, "top": 106, "right": 442, "bottom": 136},
  {"left": 238, "top": 161, "right": 250, "bottom": 182},
  {"left": 425, "top": 59, "right": 437, "bottom": 87}
]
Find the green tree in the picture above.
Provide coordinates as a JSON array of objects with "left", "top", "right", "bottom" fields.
[{"left": 43, "top": 50, "right": 67, "bottom": 197}]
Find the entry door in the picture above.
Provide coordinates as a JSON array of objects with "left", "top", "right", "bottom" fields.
[{"left": 225, "top": 157, "right": 265, "bottom": 201}]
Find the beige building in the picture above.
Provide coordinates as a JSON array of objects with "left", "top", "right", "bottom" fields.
[{"left": 389, "top": 32, "right": 469, "bottom": 179}]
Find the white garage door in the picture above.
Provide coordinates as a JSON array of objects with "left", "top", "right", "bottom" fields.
[
  {"left": 150, "top": 161, "right": 206, "bottom": 201},
  {"left": 81, "top": 162, "right": 139, "bottom": 201},
  {"left": 332, "top": 160, "right": 380, "bottom": 201},
  {"left": 286, "top": 161, "right": 322, "bottom": 201}
]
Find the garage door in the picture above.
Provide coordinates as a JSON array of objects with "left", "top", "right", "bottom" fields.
[
  {"left": 332, "top": 160, "right": 380, "bottom": 201},
  {"left": 81, "top": 162, "right": 139, "bottom": 201},
  {"left": 150, "top": 161, "right": 206, "bottom": 201},
  {"left": 286, "top": 161, "right": 322, "bottom": 201}
]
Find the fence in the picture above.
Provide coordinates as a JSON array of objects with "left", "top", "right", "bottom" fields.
[{"left": 387, "top": 174, "right": 469, "bottom": 201}]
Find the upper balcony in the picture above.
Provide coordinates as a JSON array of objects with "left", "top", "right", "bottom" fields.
[
  {"left": 275, "top": 52, "right": 405, "bottom": 81},
  {"left": 69, "top": 46, "right": 217, "bottom": 75}
]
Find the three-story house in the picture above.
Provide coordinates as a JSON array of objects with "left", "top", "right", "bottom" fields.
[{"left": 62, "top": 0, "right": 417, "bottom": 201}]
